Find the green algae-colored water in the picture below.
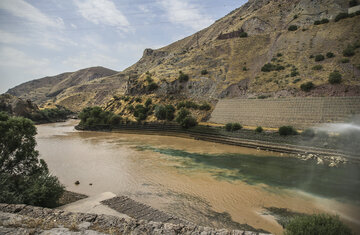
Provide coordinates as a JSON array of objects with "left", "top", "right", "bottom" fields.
[{"left": 136, "top": 146, "right": 360, "bottom": 204}]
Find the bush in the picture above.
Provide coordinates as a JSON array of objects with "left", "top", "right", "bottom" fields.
[
  {"left": 239, "top": 32, "right": 248, "bottom": 38},
  {"left": 225, "top": 123, "right": 242, "bottom": 132},
  {"left": 314, "top": 54, "right": 325, "bottom": 62},
  {"left": 201, "top": 70, "right": 208, "bottom": 75},
  {"left": 328, "top": 71, "right": 342, "bottom": 84},
  {"left": 175, "top": 108, "right": 197, "bottom": 128},
  {"left": 314, "top": 19, "right": 329, "bottom": 25},
  {"left": 147, "top": 82, "right": 158, "bottom": 92},
  {"left": 135, "top": 97, "right": 142, "bottom": 103},
  {"left": 300, "top": 82, "right": 315, "bottom": 92},
  {"left": 288, "top": 25, "right": 298, "bottom": 31},
  {"left": 0, "top": 112, "right": 64, "bottom": 208},
  {"left": 242, "top": 66, "right": 248, "bottom": 71},
  {"left": 177, "top": 101, "right": 186, "bottom": 109},
  {"left": 340, "top": 58, "right": 350, "bottom": 63},
  {"left": 145, "top": 75, "right": 153, "bottom": 83},
  {"left": 349, "top": 0, "right": 358, "bottom": 7},
  {"left": 225, "top": 123, "right": 232, "bottom": 131},
  {"left": 284, "top": 214, "right": 352, "bottom": 235},
  {"left": 326, "top": 52, "right": 335, "bottom": 58},
  {"left": 255, "top": 126, "right": 263, "bottom": 133},
  {"left": 199, "top": 103, "right": 211, "bottom": 111},
  {"left": 185, "top": 101, "right": 199, "bottom": 109},
  {"left": 277, "top": 53, "right": 283, "bottom": 57},
  {"left": 291, "top": 70, "right": 299, "bottom": 77},
  {"left": 261, "top": 63, "right": 285, "bottom": 72},
  {"left": 178, "top": 71, "right": 189, "bottom": 82},
  {"left": 134, "top": 104, "right": 148, "bottom": 121},
  {"left": 343, "top": 46, "right": 355, "bottom": 57},
  {"left": 335, "top": 13, "right": 349, "bottom": 22},
  {"left": 79, "top": 107, "right": 120, "bottom": 128},
  {"left": 279, "top": 126, "right": 298, "bottom": 136},
  {"left": 145, "top": 98, "right": 152, "bottom": 107},
  {"left": 312, "top": 65, "right": 323, "bottom": 70},
  {"left": 301, "top": 128, "right": 315, "bottom": 139}
]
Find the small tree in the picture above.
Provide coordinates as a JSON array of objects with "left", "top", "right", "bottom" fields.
[
  {"left": 255, "top": 126, "right": 263, "bottom": 133},
  {"left": 328, "top": 71, "right": 342, "bottom": 84},
  {"left": 178, "top": 71, "right": 189, "bottom": 82},
  {"left": 201, "top": 70, "right": 208, "bottom": 75},
  {"left": 232, "top": 123, "right": 242, "bottom": 131}
]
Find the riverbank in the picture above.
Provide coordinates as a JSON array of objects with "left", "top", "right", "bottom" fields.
[
  {"left": 0, "top": 204, "right": 270, "bottom": 235},
  {"left": 75, "top": 122, "right": 359, "bottom": 165}
]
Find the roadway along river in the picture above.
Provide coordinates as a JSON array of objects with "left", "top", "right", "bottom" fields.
[{"left": 36, "top": 120, "right": 360, "bottom": 234}]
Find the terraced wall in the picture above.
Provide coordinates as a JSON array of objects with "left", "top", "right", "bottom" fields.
[{"left": 210, "top": 97, "right": 360, "bottom": 129}]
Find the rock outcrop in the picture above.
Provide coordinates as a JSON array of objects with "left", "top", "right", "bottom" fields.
[{"left": 0, "top": 204, "right": 270, "bottom": 235}]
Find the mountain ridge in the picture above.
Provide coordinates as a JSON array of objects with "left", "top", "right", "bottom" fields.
[{"left": 6, "top": 0, "right": 360, "bottom": 112}]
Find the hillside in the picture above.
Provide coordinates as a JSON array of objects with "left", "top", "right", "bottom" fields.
[{"left": 6, "top": 0, "right": 360, "bottom": 112}]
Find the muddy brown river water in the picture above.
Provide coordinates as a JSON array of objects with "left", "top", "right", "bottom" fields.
[{"left": 36, "top": 120, "right": 360, "bottom": 234}]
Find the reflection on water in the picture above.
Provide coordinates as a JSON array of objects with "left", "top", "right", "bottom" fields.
[{"left": 36, "top": 120, "right": 360, "bottom": 234}]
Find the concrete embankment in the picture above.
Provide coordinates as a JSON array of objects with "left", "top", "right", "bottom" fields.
[{"left": 0, "top": 203, "right": 270, "bottom": 235}]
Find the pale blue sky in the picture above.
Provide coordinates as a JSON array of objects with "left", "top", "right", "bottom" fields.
[{"left": 0, "top": 0, "right": 246, "bottom": 93}]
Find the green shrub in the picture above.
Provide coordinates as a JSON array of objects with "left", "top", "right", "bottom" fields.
[
  {"left": 312, "top": 65, "right": 323, "bottom": 70},
  {"left": 109, "top": 115, "right": 122, "bottom": 125},
  {"left": 225, "top": 123, "right": 232, "bottom": 131},
  {"left": 232, "top": 123, "right": 242, "bottom": 131},
  {"left": 301, "top": 128, "right": 315, "bottom": 139},
  {"left": 133, "top": 104, "right": 148, "bottom": 121},
  {"left": 328, "top": 71, "right": 342, "bottom": 84},
  {"left": 147, "top": 82, "right": 158, "bottom": 92},
  {"left": 343, "top": 46, "right": 355, "bottom": 57},
  {"left": 225, "top": 123, "right": 242, "bottom": 131},
  {"left": 279, "top": 126, "right": 298, "bottom": 136},
  {"left": 79, "top": 107, "right": 120, "bottom": 128},
  {"left": 284, "top": 214, "right": 352, "bottom": 235},
  {"left": 291, "top": 70, "right": 299, "bottom": 77},
  {"left": 145, "top": 75, "right": 153, "bottom": 83},
  {"left": 135, "top": 97, "right": 142, "bottom": 102},
  {"left": 293, "top": 78, "right": 301, "bottom": 84},
  {"left": 300, "top": 82, "right": 315, "bottom": 92},
  {"left": 288, "top": 25, "right": 298, "bottom": 31},
  {"left": 315, "top": 18, "right": 329, "bottom": 25},
  {"left": 178, "top": 71, "right": 189, "bottom": 82},
  {"left": 340, "top": 58, "right": 350, "bottom": 63},
  {"left": 255, "top": 126, "right": 263, "bottom": 133},
  {"left": 326, "top": 52, "right": 335, "bottom": 58},
  {"left": 177, "top": 101, "right": 186, "bottom": 109},
  {"left": 199, "top": 103, "right": 211, "bottom": 111},
  {"left": 201, "top": 70, "right": 208, "bottom": 75},
  {"left": 145, "top": 98, "right": 152, "bottom": 107},
  {"left": 242, "top": 66, "right": 248, "bottom": 71},
  {"left": 261, "top": 63, "right": 285, "bottom": 72},
  {"left": 277, "top": 53, "right": 283, "bottom": 57},
  {"left": 239, "top": 32, "right": 248, "bottom": 38},
  {"left": 335, "top": 13, "right": 349, "bottom": 22},
  {"left": 175, "top": 108, "right": 197, "bottom": 128},
  {"left": 314, "top": 54, "right": 325, "bottom": 62},
  {"left": 127, "top": 105, "right": 134, "bottom": 112},
  {"left": 185, "top": 101, "right": 199, "bottom": 109}
]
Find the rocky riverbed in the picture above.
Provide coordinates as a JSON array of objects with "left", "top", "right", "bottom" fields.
[{"left": 0, "top": 204, "right": 270, "bottom": 235}]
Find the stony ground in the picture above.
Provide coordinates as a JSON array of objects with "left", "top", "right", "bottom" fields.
[{"left": 0, "top": 204, "right": 270, "bottom": 235}]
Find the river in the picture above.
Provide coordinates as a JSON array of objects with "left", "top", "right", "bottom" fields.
[{"left": 35, "top": 120, "right": 360, "bottom": 234}]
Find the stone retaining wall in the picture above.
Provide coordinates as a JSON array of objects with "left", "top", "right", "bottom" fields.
[{"left": 210, "top": 97, "right": 360, "bottom": 129}]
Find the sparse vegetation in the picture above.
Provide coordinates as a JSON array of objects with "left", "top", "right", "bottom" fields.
[
  {"left": 300, "top": 82, "right": 314, "bottom": 92},
  {"left": 343, "top": 45, "right": 355, "bottom": 57},
  {"left": 225, "top": 123, "right": 242, "bottom": 132},
  {"left": 326, "top": 52, "right": 335, "bottom": 58},
  {"left": 314, "top": 19, "right": 329, "bottom": 25},
  {"left": 288, "top": 25, "right": 298, "bottom": 31},
  {"left": 314, "top": 54, "right": 325, "bottom": 62},
  {"left": 261, "top": 63, "right": 285, "bottom": 72},
  {"left": 328, "top": 71, "right": 342, "bottom": 84},
  {"left": 312, "top": 65, "right": 323, "bottom": 70},
  {"left": 178, "top": 71, "right": 189, "bottom": 82},
  {"left": 279, "top": 126, "right": 298, "bottom": 136},
  {"left": 284, "top": 214, "right": 352, "bottom": 235},
  {"left": 255, "top": 126, "right": 263, "bottom": 133},
  {"left": 201, "top": 70, "right": 208, "bottom": 75},
  {"left": 335, "top": 13, "right": 349, "bottom": 22}
]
